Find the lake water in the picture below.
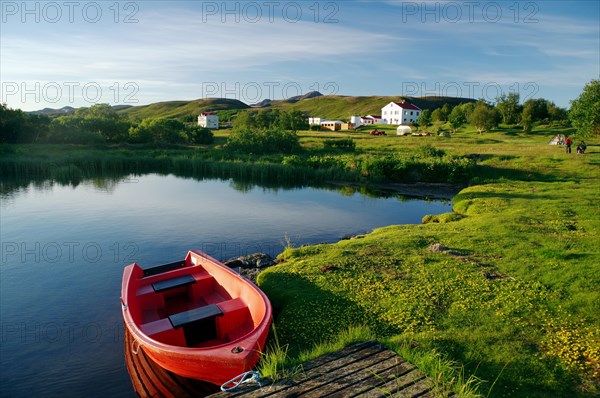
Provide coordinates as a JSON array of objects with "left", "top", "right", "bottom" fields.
[{"left": 0, "top": 173, "right": 451, "bottom": 397}]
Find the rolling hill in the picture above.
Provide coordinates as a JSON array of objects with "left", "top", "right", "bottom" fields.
[
  {"left": 29, "top": 94, "right": 475, "bottom": 121},
  {"left": 115, "top": 98, "right": 250, "bottom": 120},
  {"left": 266, "top": 95, "right": 476, "bottom": 120}
]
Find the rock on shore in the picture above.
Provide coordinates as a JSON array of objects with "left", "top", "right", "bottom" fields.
[{"left": 223, "top": 253, "right": 276, "bottom": 283}]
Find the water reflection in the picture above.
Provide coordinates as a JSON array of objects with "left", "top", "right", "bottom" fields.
[{"left": 0, "top": 166, "right": 454, "bottom": 398}]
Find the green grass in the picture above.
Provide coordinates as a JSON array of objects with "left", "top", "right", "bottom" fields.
[{"left": 255, "top": 126, "right": 599, "bottom": 397}]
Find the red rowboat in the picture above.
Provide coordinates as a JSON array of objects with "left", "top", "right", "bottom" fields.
[{"left": 121, "top": 250, "right": 272, "bottom": 385}]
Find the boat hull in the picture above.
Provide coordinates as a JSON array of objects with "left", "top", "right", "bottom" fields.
[{"left": 121, "top": 250, "right": 272, "bottom": 385}]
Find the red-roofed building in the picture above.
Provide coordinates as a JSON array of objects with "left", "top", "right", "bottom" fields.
[
  {"left": 198, "top": 112, "right": 219, "bottom": 129},
  {"left": 381, "top": 101, "right": 422, "bottom": 125},
  {"left": 349, "top": 114, "right": 383, "bottom": 127}
]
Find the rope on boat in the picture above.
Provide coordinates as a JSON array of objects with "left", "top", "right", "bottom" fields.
[
  {"left": 131, "top": 339, "right": 139, "bottom": 355},
  {"left": 220, "top": 371, "right": 263, "bottom": 392}
]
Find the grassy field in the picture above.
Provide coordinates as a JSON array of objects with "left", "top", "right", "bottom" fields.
[
  {"left": 2, "top": 124, "right": 598, "bottom": 397},
  {"left": 255, "top": 126, "right": 599, "bottom": 397}
]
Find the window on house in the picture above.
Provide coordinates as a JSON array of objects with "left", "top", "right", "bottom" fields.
[{"left": 410, "top": 111, "right": 413, "bottom": 115}]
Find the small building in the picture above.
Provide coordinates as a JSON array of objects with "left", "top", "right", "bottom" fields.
[
  {"left": 363, "top": 115, "right": 382, "bottom": 125},
  {"left": 350, "top": 115, "right": 383, "bottom": 128},
  {"left": 320, "top": 120, "right": 343, "bottom": 131},
  {"left": 350, "top": 115, "right": 362, "bottom": 127},
  {"left": 381, "top": 101, "right": 422, "bottom": 125},
  {"left": 198, "top": 112, "right": 219, "bottom": 129},
  {"left": 396, "top": 125, "right": 412, "bottom": 136}
]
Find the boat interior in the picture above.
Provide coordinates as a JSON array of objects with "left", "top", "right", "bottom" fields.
[{"left": 133, "top": 261, "right": 254, "bottom": 348}]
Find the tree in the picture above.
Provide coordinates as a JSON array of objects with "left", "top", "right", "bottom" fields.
[
  {"left": 448, "top": 106, "right": 466, "bottom": 133},
  {"left": 459, "top": 102, "right": 475, "bottom": 121},
  {"left": 232, "top": 110, "right": 257, "bottom": 131},
  {"left": 469, "top": 101, "right": 499, "bottom": 134},
  {"left": 128, "top": 118, "right": 187, "bottom": 144},
  {"left": 68, "top": 103, "right": 130, "bottom": 142},
  {"left": 521, "top": 98, "right": 552, "bottom": 132},
  {"left": 440, "top": 103, "right": 451, "bottom": 122},
  {"left": 495, "top": 92, "right": 520, "bottom": 124},
  {"left": 569, "top": 79, "right": 600, "bottom": 138},
  {"left": 186, "top": 126, "right": 214, "bottom": 144},
  {"left": 278, "top": 110, "right": 309, "bottom": 132},
  {"left": 431, "top": 108, "right": 443, "bottom": 123},
  {"left": 547, "top": 102, "right": 568, "bottom": 122},
  {"left": 418, "top": 109, "right": 432, "bottom": 131},
  {"left": 0, "top": 104, "right": 26, "bottom": 143},
  {"left": 49, "top": 115, "right": 105, "bottom": 144}
]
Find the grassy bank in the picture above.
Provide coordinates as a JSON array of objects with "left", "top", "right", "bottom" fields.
[
  {"left": 255, "top": 127, "right": 599, "bottom": 397},
  {"left": 2, "top": 125, "right": 598, "bottom": 396}
]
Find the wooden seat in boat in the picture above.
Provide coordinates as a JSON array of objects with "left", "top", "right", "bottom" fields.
[{"left": 152, "top": 274, "right": 196, "bottom": 293}]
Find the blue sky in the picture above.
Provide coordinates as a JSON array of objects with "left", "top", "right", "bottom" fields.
[{"left": 1, "top": 0, "right": 598, "bottom": 111}]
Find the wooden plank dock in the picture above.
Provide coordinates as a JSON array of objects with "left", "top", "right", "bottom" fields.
[{"left": 125, "top": 329, "right": 451, "bottom": 397}]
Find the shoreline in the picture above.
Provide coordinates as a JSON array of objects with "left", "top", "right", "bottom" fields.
[{"left": 326, "top": 181, "right": 464, "bottom": 200}]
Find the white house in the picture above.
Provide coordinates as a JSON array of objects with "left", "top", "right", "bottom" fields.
[
  {"left": 308, "top": 117, "right": 324, "bottom": 125},
  {"left": 198, "top": 112, "right": 219, "bottom": 129},
  {"left": 350, "top": 115, "right": 362, "bottom": 127},
  {"left": 363, "top": 115, "right": 382, "bottom": 125},
  {"left": 381, "top": 101, "right": 422, "bottom": 125}
]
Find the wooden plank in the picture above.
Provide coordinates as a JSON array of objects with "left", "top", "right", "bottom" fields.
[
  {"left": 390, "top": 376, "right": 434, "bottom": 397},
  {"left": 222, "top": 342, "right": 388, "bottom": 398},
  {"left": 326, "top": 357, "right": 416, "bottom": 398},
  {"left": 263, "top": 345, "right": 393, "bottom": 397},
  {"left": 352, "top": 367, "right": 427, "bottom": 398},
  {"left": 296, "top": 341, "right": 382, "bottom": 374}
]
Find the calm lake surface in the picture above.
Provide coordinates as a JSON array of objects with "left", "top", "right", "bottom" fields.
[{"left": 0, "top": 173, "right": 451, "bottom": 397}]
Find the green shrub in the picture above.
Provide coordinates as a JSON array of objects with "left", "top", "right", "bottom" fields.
[
  {"left": 422, "top": 212, "right": 466, "bottom": 224},
  {"left": 186, "top": 126, "right": 214, "bottom": 144},
  {"left": 226, "top": 128, "right": 300, "bottom": 154},
  {"left": 323, "top": 139, "right": 356, "bottom": 151},
  {"left": 415, "top": 143, "right": 446, "bottom": 158}
]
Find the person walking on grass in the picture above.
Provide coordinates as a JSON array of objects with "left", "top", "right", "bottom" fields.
[{"left": 565, "top": 136, "right": 573, "bottom": 153}]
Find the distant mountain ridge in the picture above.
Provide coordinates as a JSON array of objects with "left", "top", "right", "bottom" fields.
[{"left": 28, "top": 106, "right": 76, "bottom": 116}]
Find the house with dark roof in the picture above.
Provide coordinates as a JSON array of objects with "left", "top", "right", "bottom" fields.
[{"left": 381, "top": 101, "right": 422, "bottom": 125}]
